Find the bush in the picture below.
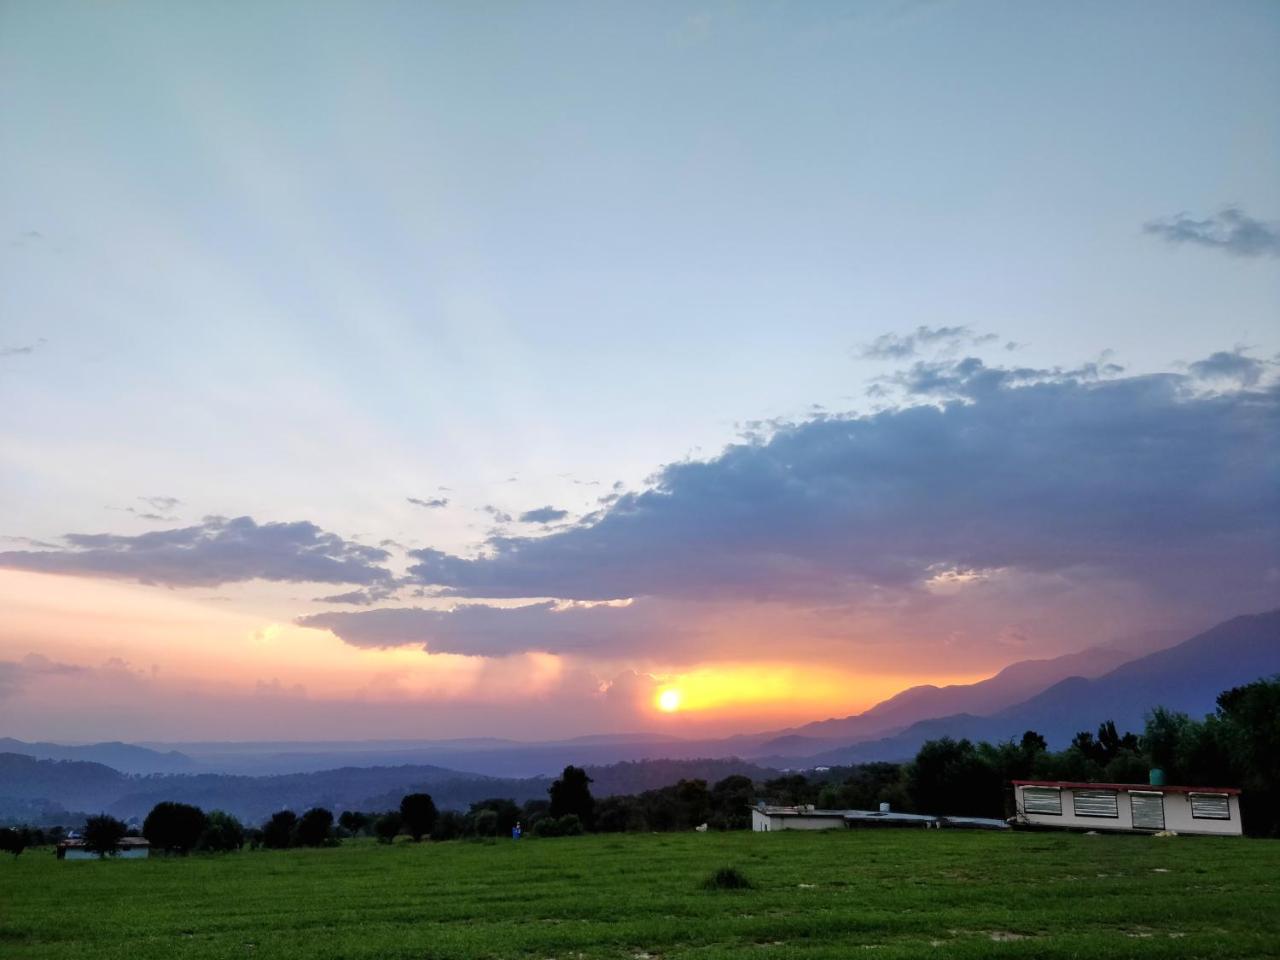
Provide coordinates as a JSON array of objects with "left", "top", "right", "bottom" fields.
[
  {"left": 261, "top": 810, "right": 298, "bottom": 849},
  {"left": 703, "top": 866, "right": 754, "bottom": 890},
  {"left": 143, "top": 802, "right": 208, "bottom": 854},
  {"left": 374, "top": 812, "right": 402, "bottom": 844},
  {"left": 198, "top": 811, "right": 245, "bottom": 853},
  {"left": 556, "top": 814, "right": 584, "bottom": 836},
  {"left": 295, "top": 808, "right": 335, "bottom": 847}
]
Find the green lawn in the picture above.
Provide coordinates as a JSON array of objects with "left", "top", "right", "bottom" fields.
[{"left": 2, "top": 830, "right": 1278, "bottom": 959}]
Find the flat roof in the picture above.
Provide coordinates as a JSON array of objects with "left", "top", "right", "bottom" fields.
[{"left": 1012, "top": 780, "right": 1241, "bottom": 796}]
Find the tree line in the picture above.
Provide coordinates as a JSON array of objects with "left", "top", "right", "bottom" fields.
[{"left": 3, "top": 676, "right": 1274, "bottom": 856}]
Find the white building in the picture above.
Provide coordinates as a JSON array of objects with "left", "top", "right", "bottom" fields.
[
  {"left": 1012, "top": 780, "right": 1243, "bottom": 836},
  {"left": 751, "top": 804, "right": 1004, "bottom": 831},
  {"left": 57, "top": 837, "right": 151, "bottom": 860}
]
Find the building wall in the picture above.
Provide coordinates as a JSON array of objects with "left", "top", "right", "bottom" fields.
[
  {"left": 1016, "top": 786, "right": 1242, "bottom": 837},
  {"left": 751, "top": 808, "right": 846, "bottom": 832},
  {"left": 62, "top": 846, "right": 150, "bottom": 860}
]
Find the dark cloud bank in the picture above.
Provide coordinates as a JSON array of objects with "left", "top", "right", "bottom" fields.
[
  {"left": 0, "top": 516, "right": 392, "bottom": 587},
  {"left": 402, "top": 358, "right": 1278, "bottom": 603}
]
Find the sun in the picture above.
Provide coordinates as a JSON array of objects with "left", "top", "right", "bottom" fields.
[{"left": 657, "top": 688, "right": 682, "bottom": 713}]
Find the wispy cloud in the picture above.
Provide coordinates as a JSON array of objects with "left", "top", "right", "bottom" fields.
[
  {"left": 858, "top": 325, "right": 998, "bottom": 360},
  {"left": 1144, "top": 206, "right": 1280, "bottom": 258},
  {"left": 407, "top": 496, "right": 449, "bottom": 509}
]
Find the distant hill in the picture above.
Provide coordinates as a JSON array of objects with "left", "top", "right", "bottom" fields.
[
  {"left": 0, "top": 753, "right": 776, "bottom": 825},
  {"left": 749, "top": 634, "right": 1173, "bottom": 757},
  {"left": 0, "top": 738, "right": 194, "bottom": 774},
  {"left": 797, "top": 610, "right": 1280, "bottom": 765}
]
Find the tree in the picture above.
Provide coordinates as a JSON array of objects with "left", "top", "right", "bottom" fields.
[
  {"left": 374, "top": 812, "right": 402, "bottom": 844},
  {"left": 468, "top": 798, "right": 520, "bottom": 836},
  {"left": 548, "top": 765, "right": 594, "bottom": 827},
  {"left": 198, "top": 811, "right": 245, "bottom": 853},
  {"left": 905, "top": 738, "right": 1002, "bottom": 817},
  {"left": 593, "top": 795, "right": 638, "bottom": 833},
  {"left": 338, "top": 811, "right": 373, "bottom": 836},
  {"left": 0, "top": 827, "right": 26, "bottom": 858},
  {"left": 1020, "top": 730, "right": 1047, "bottom": 754},
  {"left": 1213, "top": 676, "right": 1280, "bottom": 837},
  {"left": 82, "top": 815, "right": 127, "bottom": 858},
  {"left": 472, "top": 809, "right": 499, "bottom": 837},
  {"left": 399, "top": 794, "right": 438, "bottom": 841},
  {"left": 261, "top": 810, "right": 298, "bottom": 849},
  {"left": 430, "top": 811, "right": 466, "bottom": 841},
  {"left": 143, "top": 801, "right": 208, "bottom": 854},
  {"left": 295, "top": 808, "right": 334, "bottom": 847},
  {"left": 710, "top": 775, "right": 754, "bottom": 830}
]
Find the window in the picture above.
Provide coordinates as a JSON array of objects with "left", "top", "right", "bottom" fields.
[
  {"left": 1189, "top": 793, "right": 1231, "bottom": 820},
  {"left": 1072, "top": 789, "right": 1119, "bottom": 818},
  {"left": 1130, "top": 791, "right": 1165, "bottom": 830},
  {"left": 1022, "top": 787, "right": 1062, "bottom": 815}
]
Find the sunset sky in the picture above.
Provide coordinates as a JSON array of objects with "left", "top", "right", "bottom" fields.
[{"left": 1, "top": 1, "right": 1278, "bottom": 742}]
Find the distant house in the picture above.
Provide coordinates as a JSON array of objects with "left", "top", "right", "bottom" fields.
[
  {"left": 1012, "top": 780, "right": 1243, "bottom": 836},
  {"left": 750, "top": 804, "right": 1006, "bottom": 831},
  {"left": 56, "top": 837, "right": 150, "bottom": 860}
]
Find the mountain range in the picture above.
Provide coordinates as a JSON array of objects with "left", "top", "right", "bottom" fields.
[{"left": 2, "top": 609, "right": 1275, "bottom": 822}]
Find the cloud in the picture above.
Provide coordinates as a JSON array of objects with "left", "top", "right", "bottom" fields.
[
  {"left": 407, "top": 496, "right": 449, "bottom": 509},
  {"left": 859, "top": 325, "right": 998, "bottom": 360},
  {"left": 298, "top": 599, "right": 673, "bottom": 658},
  {"left": 481, "top": 505, "right": 513, "bottom": 523},
  {"left": 140, "top": 495, "right": 182, "bottom": 511},
  {"left": 312, "top": 584, "right": 400, "bottom": 606},
  {"left": 0, "top": 515, "right": 393, "bottom": 587},
  {"left": 1188, "top": 350, "right": 1269, "bottom": 387},
  {"left": 402, "top": 356, "right": 1279, "bottom": 615},
  {"left": 519, "top": 506, "right": 570, "bottom": 524},
  {"left": 0, "top": 339, "right": 44, "bottom": 358},
  {"left": 0, "top": 653, "right": 87, "bottom": 699},
  {"left": 1144, "top": 207, "right": 1280, "bottom": 258}
]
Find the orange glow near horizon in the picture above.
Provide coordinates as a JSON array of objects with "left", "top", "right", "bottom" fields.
[{"left": 0, "top": 569, "right": 998, "bottom": 739}]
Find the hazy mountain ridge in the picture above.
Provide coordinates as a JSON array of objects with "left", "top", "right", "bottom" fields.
[
  {"left": 794, "top": 610, "right": 1280, "bottom": 766},
  {"left": 0, "top": 753, "right": 775, "bottom": 824}
]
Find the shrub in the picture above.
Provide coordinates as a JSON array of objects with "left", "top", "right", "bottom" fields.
[
  {"left": 556, "top": 814, "right": 584, "bottom": 836},
  {"left": 143, "top": 802, "right": 208, "bottom": 854},
  {"left": 703, "top": 866, "right": 754, "bottom": 891}
]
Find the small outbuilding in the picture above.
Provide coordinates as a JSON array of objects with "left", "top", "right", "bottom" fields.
[
  {"left": 1011, "top": 780, "right": 1243, "bottom": 836},
  {"left": 750, "top": 804, "right": 1006, "bottom": 831},
  {"left": 56, "top": 837, "right": 151, "bottom": 860}
]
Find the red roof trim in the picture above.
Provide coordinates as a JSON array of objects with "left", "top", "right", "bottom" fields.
[{"left": 1012, "top": 780, "right": 1241, "bottom": 796}]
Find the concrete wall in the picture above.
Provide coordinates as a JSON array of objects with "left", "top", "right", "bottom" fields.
[
  {"left": 1016, "top": 786, "right": 1242, "bottom": 837},
  {"left": 751, "top": 808, "right": 846, "bottom": 832},
  {"left": 62, "top": 846, "right": 149, "bottom": 860}
]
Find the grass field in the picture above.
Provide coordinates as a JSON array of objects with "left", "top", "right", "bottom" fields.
[{"left": 2, "top": 830, "right": 1278, "bottom": 959}]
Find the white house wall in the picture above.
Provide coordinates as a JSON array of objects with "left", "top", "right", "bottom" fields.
[{"left": 1016, "top": 787, "right": 1242, "bottom": 837}]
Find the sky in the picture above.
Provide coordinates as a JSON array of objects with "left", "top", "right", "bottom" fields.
[{"left": 1, "top": 0, "right": 1277, "bottom": 742}]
